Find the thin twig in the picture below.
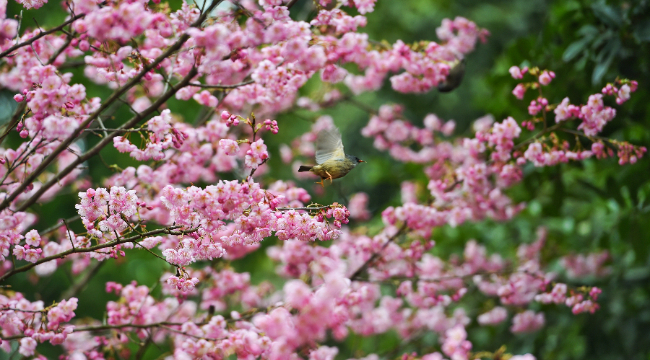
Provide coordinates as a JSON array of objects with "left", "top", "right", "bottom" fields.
[
  {"left": 0, "top": 14, "right": 85, "bottom": 59},
  {"left": 0, "top": 321, "right": 207, "bottom": 341},
  {"left": 82, "top": 128, "right": 147, "bottom": 133},
  {"left": 61, "top": 261, "right": 105, "bottom": 299},
  {"left": 58, "top": 59, "right": 85, "bottom": 69},
  {"left": 233, "top": 2, "right": 266, "bottom": 28},
  {"left": 39, "top": 215, "right": 81, "bottom": 237},
  {"left": 344, "top": 97, "right": 377, "bottom": 115},
  {"left": 513, "top": 122, "right": 563, "bottom": 151},
  {"left": 0, "top": 0, "right": 224, "bottom": 212},
  {"left": 45, "top": 33, "right": 74, "bottom": 65},
  {"left": 134, "top": 336, "right": 153, "bottom": 360},
  {"left": 246, "top": 158, "right": 267, "bottom": 180},
  {"left": 0, "top": 307, "right": 44, "bottom": 313},
  {"left": 0, "top": 102, "right": 26, "bottom": 146},
  {"left": 95, "top": 117, "right": 109, "bottom": 138},
  {"left": 0, "top": 226, "right": 196, "bottom": 283},
  {"left": 188, "top": 79, "right": 254, "bottom": 89},
  {"left": 12, "top": 66, "right": 199, "bottom": 212},
  {"left": 349, "top": 223, "right": 408, "bottom": 281},
  {"left": 275, "top": 205, "right": 331, "bottom": 211},
  {"left": 62, "top": 219, "right": 76, "bottom": 250}
]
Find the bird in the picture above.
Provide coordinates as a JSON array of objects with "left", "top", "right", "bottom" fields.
[
  {"left": 298, "top": 127, "right": 365, "bottom": 187},
  {"left": 437, "top": 58, "right": 466, "bottom": 93}
]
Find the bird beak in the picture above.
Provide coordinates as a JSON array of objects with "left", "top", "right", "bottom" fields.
[{"left": 358, "top": 159, "right": 365, "bottom": 163}]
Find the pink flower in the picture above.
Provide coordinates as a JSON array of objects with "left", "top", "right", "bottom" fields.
[
  {"left": 354, "top": 0, "right": 377, "bottom": 14},
  {"left": 510, "top": 310, "right": 544, "bottom": 333},
  {"left": 348, "top": 193, "right": 370, "bottom": 220},
  {"left": 284, "top": 280, "right": 312, "bottom": 309},
  {"left": 616, "top": 84, "right": 631, "bottom": 104},
  {"left": 193, "top": 90, "right": 219, "bottom": 107},
  {"left": 321, "top": 64, "right": 348, "bottom": 83},
  {"left": 219, "top": 139, "right": 240, "bottom": 156},
  {"left": 512, "top": 83, "right": 526, "bottom": 99},
  {"left": 246, "top": 139, "right": 269, "bottom": 168},
  {"left": 477, "top": 307, "right": 508, "bottom": 325},
  {"left": 442, "top": 325, "right": 472, "bottom": 360},
  {"left": 511, "top": 355, "right": 536, "bottom": 360},
  {"left": 24, "top": 248, "right": 42, "bottom": 263},
  {"left": 279, "top": 144, "right": 293, "bottom": 164},
  {"left": 554, "top": 97, "right": 573, "bottom": 122},
  {"left": 16, "top": 0, "right": 47, "bottom": 9},
  {"left": 509, "top": 66, "right": 524, "bottom": 79},
  {"left": 24, "top": 229, "right": 41, "bottom": 247},
  {"left": 19, "top": 338, "right": 37, "bottom": 356},
  {"left": 309, "top": 346, "right": 339, "bottom": 360},
  {"left": 538, "top": 70, "right": 555, "bottom": 85},
  {"left": 13, "top": 245, "right": 25, "bottom": 260}
]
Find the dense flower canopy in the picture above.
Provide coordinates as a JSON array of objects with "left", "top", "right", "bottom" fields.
[{"left": 0, "top": 0, "right": 646, "bottom": 359}]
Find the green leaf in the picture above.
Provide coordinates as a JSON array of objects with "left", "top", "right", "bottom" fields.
[
  {"left": 591, "top": 30, "right": 613, "bottom": 51},
  {"left": 592, "top": 38, "right": 621, "bottom": 84},
  {"left": 577, "top": 24, "right": 599, "bottom": 37},
  {"left": 563, "top": 37, "right": 592, "bottom": 62},
  {"left": 633, "top": 19, "right": 650, "bottom": 42},
  {"left": 591, "top": 2, "right": 623, "bottom": 28}
]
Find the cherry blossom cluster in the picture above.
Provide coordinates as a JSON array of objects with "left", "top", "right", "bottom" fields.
[
  {"left": 368, "top": 112, "right": 526, "bottom": 237},
  {"left": 261, "top": 225, "right": 603, "bottom": 357},
  {"left": 114, "top": 109, "right": 189, "bottom": 161},
  {"left": 0, "top": 1, "right": 16, "bottom": 44},
  {"left": 14, "top": 65, "right": 94, "bottom": 140},
  {"left": 535, "top": 282, "right": 602, "bottom": 315},
  {"left": 561, "top": 250, "right": 611, "bottom": 278},
  {"left": 508, "top": 66, "right": 646, "bottom": 165},
  {"left": 159, "top": 181, "right": 348, "bottom": 254},
  {"left": 361, "top": 104, "right": 455, "bottom": 163},
  {"left": 348, "top": 192, "right": 371, "bottom": 220},
  {"left": 0, "top": 294, "right": 77, "bottom": 356},
  {"left": 0, "top": 210, "right": 35, "bottom": 263},
  {"left": 76, "top": 186, "right": 139, "bottom": 236},
  {"left": 602, "top": 80, "right": 637, "bottom": 105},
  {"left": 0, "top": 0, "right": 487, "bottom": 224}
]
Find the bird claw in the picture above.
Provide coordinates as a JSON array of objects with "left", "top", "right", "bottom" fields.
[
  {"left": 325, "top": 171, "right": 333, "bottom": 184},
  {"left": 315, "top": 179, "right": 325, "bottom": 188}
]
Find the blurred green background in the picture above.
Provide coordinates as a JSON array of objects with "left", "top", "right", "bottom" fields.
[{"left": 2, "top": 0, "right": 650, "bottom": 359}]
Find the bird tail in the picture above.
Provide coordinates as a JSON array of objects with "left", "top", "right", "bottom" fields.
[{"left": 298, "top": 165, "right": 313, "bottom": 172}]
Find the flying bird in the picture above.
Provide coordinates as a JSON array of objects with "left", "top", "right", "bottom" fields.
[{"left": 298, "top": 127, "right": 365, "bottom": 187}]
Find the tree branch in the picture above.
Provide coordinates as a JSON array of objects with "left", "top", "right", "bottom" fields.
[
  {"left": 61, "top": 260, "right": 105, "bottom": 299},
  {"left": 188, "top": 79, "right": 254, "bottom": 89},
  {"left": 0, "top": 226, "right": 196, "bottom": 283},
  {"left": 349, "top": 223, "right": 408, "bottom": 281},
  {"left": 0, "top": 102, "right": 26, "bottom": 146},
  {"left": 13, "top": 66, "right": 198, "bottom": 212},
  {"left": 275, "top": 205, "right": 331, "bottom": 211},
  {"left": 0, "top": 0, "right": 223, "bottom": 212},
  {"left": 0, "top": 14, "right": 85, "bottom": 59},
  {"left": 513, "top": 122, "right": 563, "bottom": 151}
]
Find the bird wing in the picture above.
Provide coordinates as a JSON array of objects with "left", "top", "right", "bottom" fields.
[{"left": 315, "top": 127, "right": 345, "bottom": 164}]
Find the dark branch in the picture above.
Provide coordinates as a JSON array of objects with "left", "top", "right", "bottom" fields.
[
  {"left": 0, "top": 14, "right": 85, "bottom": 60},
  {"left": 349, "top": 223, "right": 408, "bottom": 281},
  {"left": 275, "top": 205, "right": 331, "bottom": 211},
  {"left": 13, "top": 66, "right": 198, "bottom": 212},
  {"left": 0, "top": 226, "right": 196, "bottom": 282},
  {"left": 0, "top": 0, "right": 223, "bottom": 212},
  {"left": 188, "top": 79, "right": 254, "bottom": 89}
]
